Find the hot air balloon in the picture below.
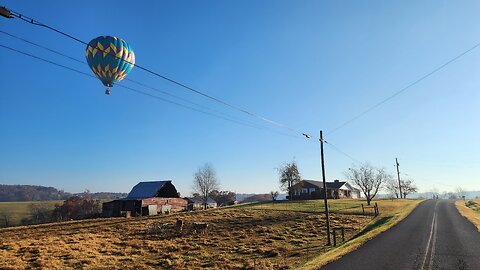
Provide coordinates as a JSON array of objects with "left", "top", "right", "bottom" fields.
[{"left": 85, "top": 36, "right": 135, "bottom": 95}]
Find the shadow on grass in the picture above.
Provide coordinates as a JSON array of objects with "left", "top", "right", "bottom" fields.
[{"left": 352, "top": 215, "right": 392, "bottom": 239}]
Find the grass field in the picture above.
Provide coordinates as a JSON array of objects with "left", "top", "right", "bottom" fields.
[
  {"left": 0, "top": 201, "right": 63, "bottom": 227},
  {"left": 456, "top": 199, "right": 480, "bottom": 232},
  {"left": 0, "top": 199, "right": 420, "bottom": 269}
]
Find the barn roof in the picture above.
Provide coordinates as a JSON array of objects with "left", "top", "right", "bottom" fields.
[{"left": 126, "top": 181, "right": 171, "bottom": 199}]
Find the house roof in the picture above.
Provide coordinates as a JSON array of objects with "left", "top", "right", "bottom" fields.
[
  {"left": 302, "top": 180, "right": 347, "bottom": 189},
  {"left": 185, "top": 197, "right": 216, "bottom": 204},
  {"left": 126, "top": 181, "right": 171, "bottom": 199}
]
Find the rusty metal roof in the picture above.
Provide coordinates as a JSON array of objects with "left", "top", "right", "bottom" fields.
[{"left": 126, "top": 181, "right": 171, "bottom": 199}]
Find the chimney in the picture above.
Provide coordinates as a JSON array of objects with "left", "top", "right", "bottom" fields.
[{"left": 334, "top": 180, "right": 339, "bottom": 183}]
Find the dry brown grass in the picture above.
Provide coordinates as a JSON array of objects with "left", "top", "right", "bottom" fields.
[
  {"left": 0, "top": 203, "right": 373, "bottom": 269},
  {"left": 455, "top": 199, "right": 480, "bottom": 232},
  {"left": 0, "top": 199, "right": 420, "bottom": 269}
]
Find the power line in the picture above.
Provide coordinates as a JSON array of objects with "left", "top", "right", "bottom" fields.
[
  {"left": 7, "top": 8, "right": 314, "bottom": 139},
  {"left": 324, "top": 141, "right": 362, "bottom": 164},
  {"left": 0, "top": 43, "right": 301, "bottom": 139},
  {"left": 327, "top": 40, "right": 480, "bottom": 135},
  {"left": 0, "top": 29, "right": 299, "bottom": 137}
]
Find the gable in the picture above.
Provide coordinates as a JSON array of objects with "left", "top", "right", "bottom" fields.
[{"left": 126, "top": 181, "right": 179, "bottom": 199}]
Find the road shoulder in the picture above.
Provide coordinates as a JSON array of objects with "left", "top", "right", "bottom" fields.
[{"left": 455, "top": 199, "right": 480, "bottom": 232}]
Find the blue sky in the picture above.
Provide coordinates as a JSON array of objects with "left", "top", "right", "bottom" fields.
[{"left": 1, "top": 1, "right": 479, "bottom": 195}]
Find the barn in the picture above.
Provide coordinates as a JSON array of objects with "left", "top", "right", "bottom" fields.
[{"left": 102, "top": 180, "right": 187, "bottom": 217}]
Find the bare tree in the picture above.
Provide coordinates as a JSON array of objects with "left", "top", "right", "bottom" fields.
[
  {"left": 401, "top": 179, "right": 418, "bottom": 198},
  {"left": 193, "top": 163, "right": 220, "bottom": 210},
  {"left": 278, "top": 161, "right": 302, "bottom": 200},
  {"left": 0, "top": 212, "right": 10, "bottom": 227},
  {"left": 455, "top": 187, "right": 467, "bottom": 200},
  {"left": 385, "top": 178, "right": 400, "bottom": 198},
  {"left": 270, "top": 191, "right": 279, "bottom": 201},
  {"left": 385, "top": 178, "right": 417, "bottom": 199},
  {"left": 346, "top": 163, "right": 389, "bottom": 205}
]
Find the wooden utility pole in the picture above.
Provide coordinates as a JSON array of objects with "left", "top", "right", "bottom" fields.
[
  {"left": 395, "top": 158, "right": 403, "bottom": 199},
  {"left": 320, "top": 130, "right": 331, "bottom": 246}
]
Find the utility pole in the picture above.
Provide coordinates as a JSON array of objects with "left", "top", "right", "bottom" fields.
[
  {"left": 395, "top": 158, "right": 403, "bottom": 199},
  {"left": 320, "top": 130, "right": 331, "bottom": 246}
]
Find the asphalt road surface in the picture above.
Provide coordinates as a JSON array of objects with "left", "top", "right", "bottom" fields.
[{"left": 321, "top": 200, "right": 480, "bottom": 270}]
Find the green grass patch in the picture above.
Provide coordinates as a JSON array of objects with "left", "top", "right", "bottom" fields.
[{"left": 0, "top": 201, "right": 62, "bottom": 227}]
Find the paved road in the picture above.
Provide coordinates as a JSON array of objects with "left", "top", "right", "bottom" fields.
[{"left": 321, "top": 200, "right": 480, "bottom": 270}]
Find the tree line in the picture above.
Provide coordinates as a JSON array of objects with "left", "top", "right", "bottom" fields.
[
  {"left": 0, "top": 185, "right": 127, "bottom": 202},
  {"left": 0, "top": 185, "right": 71, "bottom": 202}
]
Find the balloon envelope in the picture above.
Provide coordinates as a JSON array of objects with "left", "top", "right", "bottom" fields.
[{"left": 85, "top": 36, "right": 135, "bottom": 87}]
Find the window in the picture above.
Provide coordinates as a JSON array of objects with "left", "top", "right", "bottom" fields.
[
  {"left": 302, "top": 188, "right": 308, "bottom": 194},
  {"left": 309, "top": 188, "right": 316, "bottom": 194}
]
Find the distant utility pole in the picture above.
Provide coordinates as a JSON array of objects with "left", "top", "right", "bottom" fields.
[
  {"left": 320, "top": 130, "right": 331, "bottom": 246},
  {"left": 395, "top": 158, "right": 403, "bottom": 199}
]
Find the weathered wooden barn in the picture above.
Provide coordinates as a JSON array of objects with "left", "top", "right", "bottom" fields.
[{"left": 102, "top": 181, "right": 187, "bottom": 217}]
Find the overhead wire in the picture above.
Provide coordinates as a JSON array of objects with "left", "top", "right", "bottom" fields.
[
  {"left": 7, "top": 8, "right": 480, "bottom": 170},
  {"left": 0, "top": 43, "right": 300, "bottom": 139},
  {"left": 0, "top": 30, "right": 301, "bottom": 139},
  {"left": 8, "top": 9, "right": 313, "bottom": 139},
  {"left": 327, "top": 40, "right": 480, "bottom": 135}
]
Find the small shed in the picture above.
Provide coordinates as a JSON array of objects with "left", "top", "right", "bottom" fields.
[
  {"left": 102, "top": 180, "right": 187, "bottom": 217},
  {"left": 185, "top": 197, "right": 217, "bottom": 211}
]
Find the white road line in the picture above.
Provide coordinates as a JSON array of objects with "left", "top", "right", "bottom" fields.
[
  {"left": 421, "top": 201, "right": 438, "bottom": 270},
  {"left": 428, "top": 207, "right": 438, "bottom": 270}
]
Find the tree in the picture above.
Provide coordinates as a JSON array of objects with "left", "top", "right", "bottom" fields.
[
  {"left": 455, "top": 187, "right": 467, "bottom": 200},
  {"left": 30, "top": 203, "right": 53, "bottom": 224},
  {"left": 52, "top": 196, "right": 101, "bottom": 221},
  {"left": 346, "top": 163, "right": 389, "bottom": 205},
  {"left": 401, "top": 180, "right": 418, "bottom": 198},
  {"left": 385, "top": 178, "right": 401, "bottom": 198},
  {"left": 270, "top": 191, "right": 279, "bottom": 201},
  {"left": 193, "top": 163, "right": 220, "bottom": 210},
  {"left": 209, "top": 190, "right": 236, "bottom": 206},
  {"left": 0, "top": 212, "right": 10, "bottom": 227},
  {"left": 278, "top": 161, "right": 302, "bottom": 200}
]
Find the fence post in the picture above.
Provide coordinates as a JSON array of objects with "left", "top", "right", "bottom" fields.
[
  {"left": 333, "top": 229, "right": 337, "bottom": 246},
  {"left": 361, "top": 204, "right": 365, "bottom": 215},
  {"left": 341, "top": 227, "right": 345, "bottom": 242},
  {"left": 375, "top": 202, "right": 379, "bottom": 216},
  {"left": 306, "top": 241, "right": 309, "bottom": 262}
]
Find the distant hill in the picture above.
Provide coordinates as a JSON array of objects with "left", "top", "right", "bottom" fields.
[
  {"left": 74, "top": 192, "right": 128, "bottom": 200},
  {"left": 378, "top": 191, "right": 480, "bottom": 200},
  {"left": 241, "top": 194, "right": 272, "bottom": 203},
  {"left": 0, "top": 185, "right": 71, "bottom": 202},
  {"left": 0, "top": 185, "right": 128, "bottom": 202},
  {"left": 237, "top": 193, "right": 287, "bottom": 202}
]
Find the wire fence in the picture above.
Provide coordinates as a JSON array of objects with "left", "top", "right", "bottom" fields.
[{"left": 245, "top": 200, "right": 379, "bottom": 216}]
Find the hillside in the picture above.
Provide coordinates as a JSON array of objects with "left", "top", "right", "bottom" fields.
[
  {"left": 0, "top": 199, "right": 420, "bottom": 269},
  {"left": 0, "top": 185, "right": 71, "bottom": 202},
  {"left": 0, "top": 185, "right": 127, "bottom": 202}
]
